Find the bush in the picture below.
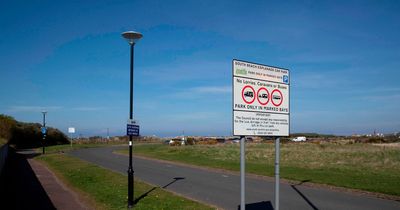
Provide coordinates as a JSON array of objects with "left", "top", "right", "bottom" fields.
[
  {"left": 280, "top": 138, "right": 290, "bottom": 144},
  {"left": 0, "top": 138, "right": 7, "bottom": 146},
  {"left": 0, "top": 114, "right": 69, "bottom": 149},
  {"left": 169, "top": 141, "right": 181, "bottom": 146},
  {"left": 9, "top": 122, "right": 69, "bottom": 148},
  {"left": 197, "top": 139, "right": 218, "bottom": 145},
  {"left": 366, "top": 137, "right": 385, "bottom": 143},
  {"left": 0, "top": 114, "right": 17, "bottom": 142},
  {"left": 186, "top": 138, "right": 195, "bottom": 145}
]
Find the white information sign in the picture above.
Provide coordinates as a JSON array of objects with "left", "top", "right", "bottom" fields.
[
  {"left": 68, "top": 127, "right": 75, "bottom": 134},
  {"left": 233, "top": 59, "right": 290, "bottom": 136}
]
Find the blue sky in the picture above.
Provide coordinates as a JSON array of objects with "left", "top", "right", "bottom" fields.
[{"left": 1, "top": 0, "right": 399, "bottom": 137}]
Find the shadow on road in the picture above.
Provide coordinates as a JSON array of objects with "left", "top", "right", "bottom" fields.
[
  {"left": 291, "top": 180, "right": 319, "bottom": 210},
  {"left": 162, "top": 177, "right": 185, "bottom": 189},
  {"left": 237, "top": 201, "right": 274, "bottom": 210},
  {"left": 134, "top": 177, "right": 185, "bottom": 205},
  {"left": 0, "top": 148, "right": 55, "bottom": 209}
]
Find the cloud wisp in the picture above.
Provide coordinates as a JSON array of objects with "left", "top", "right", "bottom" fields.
[
  {"left": 71, "top": 107, "right": 107, "bottom": 111},
  {"left": 7, "top": 106, "right": 63, "bottom": 113},
  {"left": 191, "top": 86, "right": 231, "bottom": 94},
  {"left": 6, "top": 105, "right": 109, "bottom": 113},
  {"left": 167, "top": 85, "right": 231, "bottom": 99}
]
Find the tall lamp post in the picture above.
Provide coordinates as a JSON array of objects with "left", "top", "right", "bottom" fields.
[
  {"left": 122, "top": 31, "right": 143, "bottom": 208},
  {"left": 41, "top": 111, "right": 47, "bottom": 154}
]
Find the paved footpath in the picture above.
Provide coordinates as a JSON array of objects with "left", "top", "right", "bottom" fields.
[
  {"left": 70, "top": 146, "right": 400, "bottom": 210},
  {"left": 0, "top": 148, "right": 88, "bottom": 210},
  {"left": 28, "top": 158, "right": 88, "bottom": 210}
]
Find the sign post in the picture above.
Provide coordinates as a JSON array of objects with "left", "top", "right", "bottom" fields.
[
  {"left": 41, "top": 111, "right": 47, "bottom": 154},
  {"left": 275, "top": 137, "right": 280, "bottom": 210},
  {"left": 240, "top": 135, "right": 245, "bottom": 209},
  {"left": 68, "top": 127, "right": 75, "bottom": 147},
  {"left": 232, "top": 59, "right": 289, "bottom": 210}
]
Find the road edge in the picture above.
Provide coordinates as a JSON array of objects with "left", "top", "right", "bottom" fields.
[{"left": 113, "top": 150, "right": 400, "bottom": 202}]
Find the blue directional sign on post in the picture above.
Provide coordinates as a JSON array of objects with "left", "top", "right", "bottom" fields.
[
  {"left": 127, "top": 124, "right": 140, "bottom": 136},
  {"left": 41, "top": 127, "right": 47, "bottom": 134}
]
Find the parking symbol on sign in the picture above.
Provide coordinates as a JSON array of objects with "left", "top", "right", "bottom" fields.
[{"left": 283, "top": 75, "right": 289, "bottom": 84}]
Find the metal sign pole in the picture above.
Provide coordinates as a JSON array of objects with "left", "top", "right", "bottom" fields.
[
  {"left": 128, "top": 42, "right": 135, "bottom": 209},
  {"left": 42, "top": 112, "right": 46, "bottom": 154},
  {"left": 240, "top": 135, "right": 245, "bottom": 210},
  {"left": 122, "top": 30, "right": 143, "bottom": 209},
  {"left": 275, "top": 137, "right": 280, "bottom": 210}
]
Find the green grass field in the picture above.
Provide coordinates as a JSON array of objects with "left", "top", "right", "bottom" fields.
[
  {"left": 117, "top": 142, "right": 400, "bottom": 196},
  {"left": 38, "top": 143, "right": 107, "bottom": 154},
  {"left": 37, "top": 153, "right": 214, "bottom": 210}
]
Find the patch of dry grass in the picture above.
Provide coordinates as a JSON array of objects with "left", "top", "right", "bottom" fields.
[
  {"left": 127, "top": 142, "right": 400, "bottom": 196},
  {"left": 181, "top": 143, "right": 400, "bottom": 172}
]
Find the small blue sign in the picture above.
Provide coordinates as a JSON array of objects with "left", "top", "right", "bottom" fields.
[
  {"left": 127, "top": 124, "right": 140, "bottom": 136},
  {"left": 283, "top": 75, "right": 289, "bottom": 84},
  {"left": 41, "top": 127, "right": 47, "bottom": 134}
]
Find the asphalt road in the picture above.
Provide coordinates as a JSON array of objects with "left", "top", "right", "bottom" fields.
[{"left": 69, "top": 146, "right": 400, "bottom": 210}]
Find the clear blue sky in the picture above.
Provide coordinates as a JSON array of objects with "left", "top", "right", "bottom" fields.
[{"left": 1, "top": 0, "right": 399, "bottom": 137}]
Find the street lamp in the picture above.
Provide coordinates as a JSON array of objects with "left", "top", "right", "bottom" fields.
[
  {"left": 41, "top": 111, "right": 47, "bottom": 154},
  {"left": 122, "top": 30, "right": 142, "bottom": 208}
]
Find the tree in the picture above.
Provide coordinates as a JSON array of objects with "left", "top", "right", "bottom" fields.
[
  {"left": 0, "top": 114, "right": 17, "bottom": 142},
  {"left": 0, "top": 114, "right": 69, "bottom": 148}
]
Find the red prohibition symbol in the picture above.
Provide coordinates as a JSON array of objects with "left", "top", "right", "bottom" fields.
[
  {"left": 271, "top": 89, "right": 283, "bottom": 107},
  {"left": 257, "top": 87, "right": 270, "bottom": 105},
  {"left": 241, "top": 85, "right": 256, "bottom": 104}
]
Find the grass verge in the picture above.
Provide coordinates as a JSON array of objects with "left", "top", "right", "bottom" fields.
[
  {"left": 36, "top": 153, "right": 214, "bottom": 210},
  {"left": 116, "top": 143, "right": 400, "bottom": 196},
  {"left": 37, "top": 143, "right": 114, "bottom": 154}
]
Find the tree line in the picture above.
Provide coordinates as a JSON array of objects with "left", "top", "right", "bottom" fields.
[{"left": 0, "top": 114, "right": 69, "bottom": 148}]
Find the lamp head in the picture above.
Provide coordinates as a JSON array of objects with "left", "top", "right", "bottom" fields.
[{"left": 122, "top": 31, "right": 143, "bottom": 45}]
